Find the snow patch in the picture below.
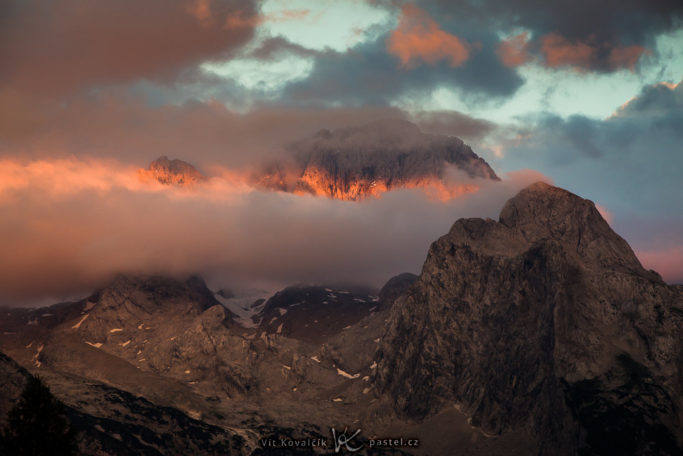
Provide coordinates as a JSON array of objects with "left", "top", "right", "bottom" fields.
[
  {"left": 311, "top": 356, "right": 321, "bottom": 363},
  {"left": 109, "top": 328, "right": 123, "bottom": 333},
  {"left": 86, "top": 341, "right": 103, "bottom": 348},
  {"left": 214, "top": 290, "right": 270, "bottom": 329},
  {"left": 336, "top": 368, "right": 360, "bottom": 379},
  {"left": 72, "top": 314, "right": 89, "bottom": 329},
  {"left": 121, "top": 340, "right": 131, "bottom": 347},
  {"left": 370, "top": 361, "right": 377, "bottom": 369}
]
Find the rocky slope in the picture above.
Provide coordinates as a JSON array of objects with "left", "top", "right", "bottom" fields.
[
  {"left": 255, "top": 119, "right": 499, "bottom": 200},
  {"left": 0, "top": 276, "right": 406, "bottom": 454},
  {"left": 375, "top": 182, "right": 683, "bottom": 455}
]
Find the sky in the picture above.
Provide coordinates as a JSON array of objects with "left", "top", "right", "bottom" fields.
[{"left": 1, "top": 0, "right": 682, "bottom": 305}]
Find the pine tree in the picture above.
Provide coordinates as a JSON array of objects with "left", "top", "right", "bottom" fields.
[{"left": 1, "top": 376, "right": 78, "bottom": 455}]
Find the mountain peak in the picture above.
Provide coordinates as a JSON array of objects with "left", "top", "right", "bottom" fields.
[
  {"left": 140, "top": 156, "right": 206, "bottom": 186},
  {"left": 495, "top": 182, "right": 647, "bottom": 274},
  {"left": 376, "top": 182, "right": 682, "bottom": 454},
  {"left": 256, "top": 118, "right": 499, "bottom": 200}
]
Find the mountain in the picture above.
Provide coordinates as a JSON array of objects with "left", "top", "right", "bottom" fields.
[
  {"left": 1, "top": 182, "right": 681, "bottom": 455},
  {"left": 255, "top": 118, "right": 499, "bottom": 200},
  {"left": 375, "top": 182, "right": 683, "bottom": 455},
  {"left": 139, "top": 156, "right": 206, "bottom": 186},
  {"left": 0, "top": 277, "right": 398, "bottom": 454}
]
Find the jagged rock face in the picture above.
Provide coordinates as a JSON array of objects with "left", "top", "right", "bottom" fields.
[
  {"left": 139, "top": 156, "right": 206, "bottom": 186},
  {"left": 62, "top": 276, "right": 259, "bottom": 398},
  {"left": 375, "top": 182, "right": 683, "bottom": 455},
  {"left": 377, "top": 273, "right": 417, "bottom": 311},
  {"left": 256, "top": 119, "right": 499, "bottom": 200}
]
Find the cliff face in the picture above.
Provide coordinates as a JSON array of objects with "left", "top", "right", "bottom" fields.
[
  {"left": 375, "top": 182, "right": 683, "bottom": 455},
  {"left": 256, "top": 119, "right": 499, "bottom": 200}
]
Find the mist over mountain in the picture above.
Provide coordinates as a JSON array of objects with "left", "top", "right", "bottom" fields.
[
  {"left": 254, "top": 119, "right": 499, "bottom": 200},
  {"left": 1, "top": 182, "right": 680, "bottom": 455}
]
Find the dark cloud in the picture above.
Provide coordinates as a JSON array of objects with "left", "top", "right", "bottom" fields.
[
  {"left": 0, "top": 89, "right": 497, "bottom": 168},
  {"left": 0, "top": 0, "right": 257, "bottom": 97},
  {"left": 280, "top": 28, "right": 525, "bottom": 107},
  {"left": 421, "top": 0, "right": 683, "bottom": 71},
  {"left": 617, "top": 81, "right": 683, "bottom": 116}
]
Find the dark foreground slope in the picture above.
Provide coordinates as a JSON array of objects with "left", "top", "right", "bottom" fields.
[{"left": 375, "top": 182, "right": 683, "bottom": 455}]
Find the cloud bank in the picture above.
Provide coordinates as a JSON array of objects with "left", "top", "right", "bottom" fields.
[{"left": 0, "top": 156, "right": 549, "bottom": 306}]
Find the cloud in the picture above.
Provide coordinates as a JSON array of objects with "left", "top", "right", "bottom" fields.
[
  {"left": 0, "top": 90, "right": 500, "bottom": 170},
  {"left": 540, "top": 33, "right": 597, "bottom": 69},
  {"left": 497, "top": 32, "right": 532, "bottom": 68},
  {"left": 607, "top": 45, "right": 651, "bottom": 70},
  {"left": 426, "top": 0, "right": 683, "bottom": 72},
  {"left": 0, "top": 0, "right": 257, "bottom": 97},
  {"left": 280, "top": 28, "right": 524, "bottom": 107},
  {"left": 537, "top": 34, "right": 651, "bottom": 71},
  {"left": 612, "top": 80, "right": 683, "bottom": 117},
  {"left": 410, "top": 110, "right": 496, "bottom": 141},
  {"left": 0, "top": 156, "right": 550, "bottom": 306},
  {"left": 387, "top": 4, "right": 470, "bottom": 68}
]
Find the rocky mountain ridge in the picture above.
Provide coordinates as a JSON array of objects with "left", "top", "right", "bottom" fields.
[
  {"left": 139, "top": 156, "right": 207, "bottom": 186},
  {"left": 255, "top": 119, "right": 499, "bottom": 200},
  {"left": 375, "top": 182, "right": 683, "bottom": 455},
  {"left": 1, "top": 182, "right": 681, "bottom": 455}
]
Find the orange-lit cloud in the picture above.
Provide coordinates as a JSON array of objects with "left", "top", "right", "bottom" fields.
[
  {"left": 539, "top": 33, "right": 649, "bottom": 71},
  {"left": 187, "top": 0, "right": 214, "bottom": 26},
  {"left": 540, "top": 33, "right": 596, "bottom": 69},
  {"left": 607, "top": 45, "right": 649, "bottom": 71},
  {"left": 387, "top": 4, "right": 470, "bottom": 68},
  {"left": 0, "top": 157, "right": 548, "bottom": 306},
  {"left": 496, "top": 32, "right": 532, "bottom": 67}
]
